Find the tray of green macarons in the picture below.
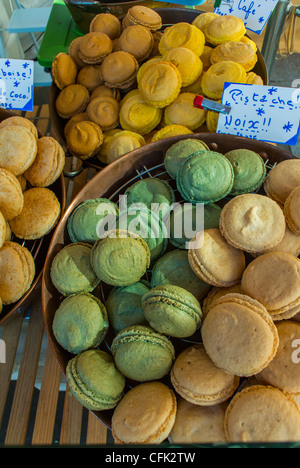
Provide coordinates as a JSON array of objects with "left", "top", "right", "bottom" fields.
[{"left": 42, "top": 132, "right": 300, "bottom": 446}]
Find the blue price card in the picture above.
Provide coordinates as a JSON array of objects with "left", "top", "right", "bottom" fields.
[
  {"left": 0, "top": 58, "right": 33, "bottom": 111},
  {"left": 217, "top": 82, "right": 300, "bottom": 146},
  {"left": 214, "top": 0, "right": 279, "bottom": 34}
]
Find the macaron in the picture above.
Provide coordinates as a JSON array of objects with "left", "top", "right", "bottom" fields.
[
  {"left": 204, "top": 15, "right": 246, "bottom": 45},
  {"left": 210, "top": 41, "right": 258, "bottom": 72},
  {"left": 118, "top": 24, "right": 154, "bottom": 62},
  {"left": 52, "top": 292, "right": 109, "bottom": 354},
  {"left": 111, "top": 381, "right": 177, "bottom": 444},
  {"left": 201, "top": 61, "right": 247, "bottom": 100},
  {"left": 284, "top": 185, "right": 300, "bottom": 234},
  {"left": 202, "top": 283, "right": 242, "bottom": 318},
  {"left": 164, "top": 92, "right": 207, "bottom": 131},
  {"left": 257, "top": 320, "right": 300, "bottom": 396},
  {"left": 51, "top": 52, "right": 78, "bottom": 90},
  {"left": 164, "top": 138, "right": 210, "bottom": 179},
  {"left": 151, "top": 124, "right": 193, "bottom": 142},
  {"left": 169, "top": 398, "right": 227, "bottom": 444},
  {"left": 67, "top": 198, "right": 119, "bottom": 244},
  {"left": 176, "top": 151, "right": 234, "bottom": 204},
  {"left": 66, "top": 349, "right": 125, "bottom": 411},
  {"left": 219, "top": 193, "right": 286, "bottom": 254},
  {"left": 50, "top": 242, "right": 100, "bottom": 296},
  {"left": 224, "top": 385, "right": 300, "bottom": 442},
  {"left": 89, "top": 12, "right": 121, "bottom": 39},
  {"left": 100, "top": 51, "right": 139, "bottom": 89},
  {"left": 151, "top": 249, "right": 211, "bottom": 301},
  {"left": 188, "top": 228, "right": 246, "bottom": 288},
  {"left": 105, "top": 281, "right": 150, "bottom": 333},
  {"left": 116, "top": 206, "right": 168, "bottom": 262},
  {"left": 98, "top": 130, "right": 145, "bottom": 164},
  {"left": 122, "top": 5, "right": 162, "bottom": 31},
  {"left": 77, "top": 32, "right": 113, "bottom": 64},
  {"left": 65, "top": 120, "right": 103, "bottom": 160},
  {"left": 0, "top": 125, "right": 37, "bottom": 176},
  {"left": 125, "top": 177, "right": 175, "bottom": 220},
  {"left": 201, "top": 293, "right": 279, "bottom": 377},
  {"left": 86, "top": 95, "right": 120, "bottom": 131},
  {"left": 119, "top": 89, "right": 162, "bottom": 135},
  {"left": 263, "top": 159, "right": 300, "bottom": 205},
  {"left": 142, "top": 284, "right": 202, "bottom": 338},
  {"left": 224, "top": 149, "right": 266, "bottom": 195},
  {"left": 90, "top": 229, "right": 150, "bottom": 286},
  {"left": 241, "top": 251, "right": 300, "bottom": 320},
  {"left": 162, "top": 46, "right": 203, "bottom": 87},
  {"left": 55, "top": 84, "right": 90, "bottom": 119},
  {"left": 0, "top": 168, "right": 24, "bottom": 220},
  {"left": 158, "top": 22, "right": 205, "bottom": 56},
  {"left": 188, "top": 228, "right": 246, "bottom": 287},
  {"left": 76, "top": 64, "right": 104, "bottom": 93},
  {"left": 192, "top": 12, "right": 219, "bottom": 33},
  {"left": 0, "top": 115, "right": 38, "bottom": 140},
  {"left": 111, "top": 324, "right": 175, "bottom": 381},
  {"left": 9, "top": 187, "right": 61, "bottom": 240},
  {"left": 170, "top": 344, "right": 240, "bottom": 405}
]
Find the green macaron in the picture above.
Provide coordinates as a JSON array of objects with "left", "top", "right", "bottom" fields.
[
  {"left": 52, "top": 292, "right": 109, "bottom": 354},
  {"left": 66, "top": 349, "right": 126, "bottom": 411},
  {"left": 116, "top": 207, "right": 168, "bottom": 262},
  {"left": 67, "top": 198, "right": 119, "bottom": 244},
  {"left": 224, "top": 148, "right": 267, "bottom": 195},
  {"left": 142, "top": 284, "right": 202, "bottom": 338},
  {"left": 151, "top": 249, "right": 210, "bottom": 301},
  {"left": 110, "top": 324, "right": 175, "bottom": 382},
  {"left": 90, "top": 229, "right": 150, "bottom": 286},
  {"left": 124, "top": 178, "right": 175, "bottom": 219},
  {"left": 168, "top": 202, "right": 222, "bottom": 249},
  {"left": 176, "top": 150, "right": 234, "bottom": 204},
  {"left": 106, "top": 281, "right": 151, "bottom": 334},
  {"left": 50, "top": 242, "right": 100, "bottom": 296},
  {"left": 164, "top": 138, "right": 210, "bottom": 179}
]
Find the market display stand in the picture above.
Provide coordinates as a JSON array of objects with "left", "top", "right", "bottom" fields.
[{"left": 0, "top": 105, "right": 109, "bottom": 446}]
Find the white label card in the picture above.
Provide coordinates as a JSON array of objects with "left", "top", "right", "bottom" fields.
[
  {"left": 217, "top": 83, "right": 300, "bottom": 145},
  {"left": 214, "top": 0, "right": 279, "bottom": 34},
  {"left": 0, "top": 58, "right": 33, "bottom": 111}
]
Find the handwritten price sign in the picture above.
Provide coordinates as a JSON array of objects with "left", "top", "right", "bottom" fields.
[
  {"left": 214, "top": 0, "right": 279, "bottom": 34},
  {"left": 217, "top": 83, "right": 300, "bottom": 145},
  {"left": 0, "top": 58, "right": 33, "bottom": 111}
]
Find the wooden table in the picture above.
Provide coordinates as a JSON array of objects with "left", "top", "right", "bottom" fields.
[{"left": 0, "top": 103, "right": 112, "bottom": 446}]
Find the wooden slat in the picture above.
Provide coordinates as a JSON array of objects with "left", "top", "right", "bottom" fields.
[
  {"left": 0, "top": 312, "right": 24, "bottom": 428},
  {"left": 86, "top": 412, "right": 107, "bottom": 445},
  {"left": 4, "top": 300, "right": 44, "bottom": 445},
  {"left": 31, "top": 342, "right": 62, "bottom": 445},
  {"left": 35, "top": 104, "right": 51, "bottom": 136},
  {"left": 60, "top": 386, "right": 83, "bottom": 445}
]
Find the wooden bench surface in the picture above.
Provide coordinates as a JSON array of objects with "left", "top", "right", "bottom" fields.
[{"left": 0, "top": 104, "right": 111, "bottom": 446}]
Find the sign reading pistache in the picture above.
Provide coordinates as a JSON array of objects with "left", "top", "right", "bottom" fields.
[
  {"left": 214, "top": 0, "right": 279, "bottom": 34},
  {"left": 217, "top": 83, "right": 300, "bottom": 145},
  {"left": 0, "top": 58, "right": 34, "bottom": 111}
]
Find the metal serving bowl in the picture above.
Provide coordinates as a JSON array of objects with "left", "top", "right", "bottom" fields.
[
  {"left": 42, "top": 132, "right": 294, "bottom": 431},
  {"left": 0, "top": 109, "right": 66, "bottom": 326}
]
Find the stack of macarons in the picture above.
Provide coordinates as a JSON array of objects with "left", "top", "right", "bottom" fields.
[
  {"left": 0, "top": 115, "right": 64, "bottom": 311},
  {"left": 51, "top": 8, "right": 264, "bottom": 161},
  {"left": 49, "top": 136, "right": 300, "bottom": 445}
]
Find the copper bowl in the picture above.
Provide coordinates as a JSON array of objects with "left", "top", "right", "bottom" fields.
[
  {"left": 42, "top": 132, "right": 295, "bottom": 431},
  {"left": 49, "top": 7, "right": 268, "bottom": 173},
  {"left": 0, "top": 109, "right": 66, "bottom": 326}
]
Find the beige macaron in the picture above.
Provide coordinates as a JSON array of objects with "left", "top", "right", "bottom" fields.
[
  {"left": 168, "top": 398, "right": 227, "bottom": 444},
  {"left": 188, "top": 228, "right": 246, "bottom": 287},
  {"left": 9, "top": 187, "right": 61, "bottom": 240},
  {"left": 0, "top": 115, "right": 38, "bottom": 140},
  {"left": 241, "top": 251, "right": 300, "bottom": 319},
  {"left": 111, "top": 381, "right": 177, "bottom": 444},
  {"left": 100, "top": 51, "right": 139, "bottom": 90},
  {"left": 77, "top": 32, "right": 113, "bottom": 64},
  {"left": 24, "top": 136, "right": 65, "bottom": 187},
  {"left": 257, "top": 320, "right": 300, "bottom": 396},
  {"left": 0, "top": 241, "right": 35, "bottom": 305},
  {"left": 264, "top": 159, "right": 300, "bottom": 205},
  {"left": 0, "top": 125, "right": 37, "bottom": 176},
  {"left": 201, "top": 293, "right": 279, "bottom": 377},
  {"left": 284, "top": 185, "right": 300, "bottom": 234},
  {"left": 89, "top": 13, "right": 121, "bottom": 40},
  {"left": 202, "top": 283, "right": 242, "bottom": 317},
  {"left": 0, "top": 210, "right": 7, "bottom": 248},
  {"left": 224, "top": 385, "right": 300, "bottom": 442},
  {"left": 170, "top": 344, "right": 240, "bottom": 406},
  {"left": 219, "top": 193, "right": 286, "bottom": 254},
  {"left": 118, "top": 24, "right": 154, "bottom": 62}
]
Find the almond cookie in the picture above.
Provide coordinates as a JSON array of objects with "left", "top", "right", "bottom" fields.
[
  {"left": 51, "top": 52, "right": 78, "bottom": 89},
  {"left": 241, "top": 251, "right": 300, "bottom": 319},
  {"left": 284, "top": 185, "right": 300, "bottom": 234},
  {"left": 0, "top": 241, "right": 35, "bottom": 304},
  {"left": 55, "top": 84, "right": 90, "bottom": 119},
  {"left": 264, "top": 159, "right": 300, "bottom": 205},
  {"left": 188, "top": 228, "right": 246, "bottom": 287},
  {"left": 219, "top": 193, "right": 286, "bottom": 254},
  {"left": 170, "top": 344, "right": 240, "bottom": 406},
  {"left": 0, "top": 125, "right": 37, "bottom": 176},
  {"left": 24, "top": 136, "right": 65, "bottom": 187},
  {"left": 201, "top": 293, "right": 279, "bottom": 377},
  {"left": 9, "top": 187, "right": 61, "bottom": 240},
  {"left": 0, "top": 115, "right": 38, "bottom": 140},
  {"left": 224, "top": 385, "right": 300, "bottom": 442},
  {"left": 0, "top": 168, "right": 24, "bottom": 220}
]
